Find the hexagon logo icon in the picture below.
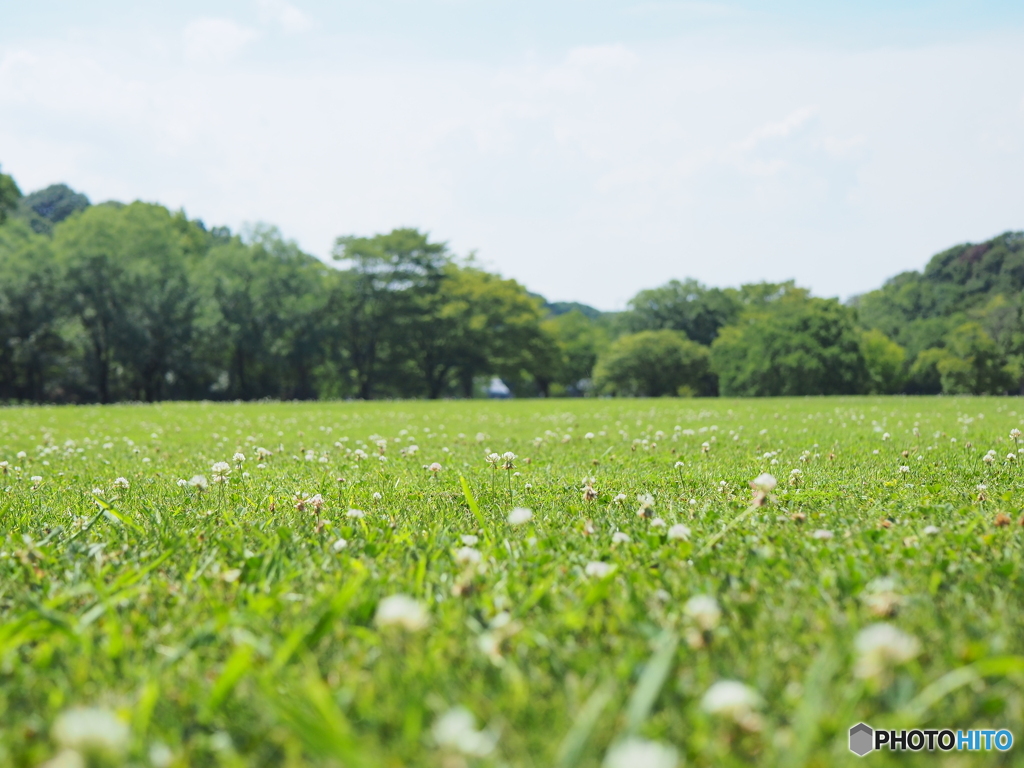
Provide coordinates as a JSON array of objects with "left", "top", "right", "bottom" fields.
[{"left": 849, "top": 723, "right": 874, "bottom": 757}]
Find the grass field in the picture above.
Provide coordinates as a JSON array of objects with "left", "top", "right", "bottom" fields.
[{"left": 2, "top": 396, "right": 1024, "bottom": 767}]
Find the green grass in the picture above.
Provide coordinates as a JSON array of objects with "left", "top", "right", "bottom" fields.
[{"left": 2, "top": 396, "right": 1024, "bottom": 767}]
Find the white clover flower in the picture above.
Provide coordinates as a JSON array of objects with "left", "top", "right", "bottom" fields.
[
  {"left": 92, "top": 487, "right": 105, "bottom": 496},
  {"left": 923, "top": 525, "right": 940, "bottom": 535},
  {"left": 854, "top": 623, "right": 920, "bottom": 681},
  {"left": 701, "top": 680, "right": 762, "bottom": 721},
  {"left": 612, "top": 531, "right": 631, "bottom": 544},
  {"left": 750, "top": 473, "right": 777, "bottom": 492},
  {"left": 52, "top": 706, "right": 130, "bottom": 757},
  {"left": 211, "top": 462, "right": 231, "bottom": 482},
  {"left": 636, "top": 493, "right": 655, "bottom": 517},
  {"left": 667, "top": 524, "right": 691, "bottom": 541},
  {"left": 374, "top": 594, "right": 429, "bottom": 631},
  {"left": 603, "top": 738, "right": 678, "bottom": 768},
  {"left": 353, "top": 449, "right": 368, "bottom": 461},
  {"left": 428, "top": 462, "right": 443, "bottom": 473},
  {"left": 649, "top": 517, "right": 666, "bottom": 528},
  {"left": 112, "top": 477, "right": 129, "bottom": 490},
  {"left": 674, "top": 461, "right": 685, "bottom": 469},
  {"left": 460, "top": 534, "right": 479, "bottom": 546},
  {"left": 862, "top": 577, "right": 902, "bottom": 617},
  {"left": 501, "top": 451, "right": 517, "bottom": 470},
  {"left": 454, "top": 547, "right": 482, "bottom": 565},
  {"left": 232, "top": 452, "right": 245, "bottom": 464},
  {"left": 1011, "top": 428, "right": 1021, "bottom": 440},
  {"left": 1008, "top": 453, "right": 1017, "bottom": 462},
  {"left": 613, "top": 493, "right": 627, "bottom": 503},
  {"left": 983, "top": 453, "right": 995, "bottom": 464},
  {"left": 684, "top": 595, "right": 721, "bottom": 631},
  {"left": 507, "top": 507, "right": 533, "bottom": 525},
  {"left": 486, "top": 452, "right": 501, "bottom": 466},
  {"left": 346, "top": 508, "right": 365, "bottom": 519},
  {"left": 432, "top": 706, "right": 497, "bottom": 757},
  {"left": 188, "top": 475, "right": 209, "bottom": 491},
  {"left": 899, "top": 465, "right": 910, "bottom": 473},
  {"left": 332, "top": 538, "right": 348, "bottom": 552},
  {"left": 882, "top": 432, "right": 891, "bottom": 441},
  {"left": 812, "top": 529, "right": 834, "bottom": 540},
  {"left": 372, "top": 491, "right": 382, "bottom": 500},
  {"left": 256, "top": 447, "right": 272, "bottom": 460},
  {"left": 31, "top": 475, "right": 43, "bottom": 485},
  {"left": 585, "top": 432, "right": 595, "bottom": 440},
  {"left": 585, "top": 561, "right": 615, "bottom": 578}
]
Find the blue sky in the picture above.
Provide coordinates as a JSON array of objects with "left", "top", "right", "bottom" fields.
[{"left": 2, "top": 1, "right": 1024, "bottom": 309}]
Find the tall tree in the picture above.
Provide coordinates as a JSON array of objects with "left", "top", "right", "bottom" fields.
[{"left": 331, "top": 229, "right": 448, "bottom": 399}]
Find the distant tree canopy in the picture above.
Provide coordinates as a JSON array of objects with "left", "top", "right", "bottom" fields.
[
  {"left": 1, "top": 164, "right": 1022, "bottom": 401},
  {"left": 710, "top": 292, "right": 868, "bottom": 397}
]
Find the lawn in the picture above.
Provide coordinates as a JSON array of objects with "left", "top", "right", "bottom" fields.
[{"left": 2, "top": 397, "right": 1024, "bottom": 767}]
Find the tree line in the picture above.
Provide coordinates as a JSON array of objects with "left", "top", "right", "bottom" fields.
[{"left": 1, "top": 164, "right": 1022, "bottom": 401}]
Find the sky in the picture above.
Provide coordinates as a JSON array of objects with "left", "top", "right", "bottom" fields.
[{"left": 2, "top": 1, "right": 1023, "bottom": 310}]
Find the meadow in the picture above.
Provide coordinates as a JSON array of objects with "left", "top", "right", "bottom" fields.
[{"left": 2, "top": 396, "right": 1024, "bottom": 767}]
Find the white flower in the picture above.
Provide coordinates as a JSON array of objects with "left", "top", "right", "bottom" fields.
[
  {"left": 428, "top": 462, "right": 443, "bottom": 473},
  {"left": 432, "top": 706, "right": 497, "bottom": 757},
  {"left": 1011, "top": 428, "right": 1021, "bottom": 439},
  {"left": 667, "top": 524, "right": 691, "bottom": 541},
  {"left": 507, "top": 507, "right": 533, "bottom": 525},
  {"left": 232, "top": 452, "right": 245, "bottom": 464},
  {"left": 585, "top": 432, "right": 595, "bottom": 440},
  {"left": 612, "top": 531, "right": 631, "bottom": 544},
  {"left": 983, "top": 453, "right": 995, "bottom": 464},
  {"left": 31, "top": 475, "right": 43, "bottom": 484},
  {"left": 636, "top": 493, "right": 655, "bottom": 517},
  {"left": 332, "top": 538, "right": 348, "bottom": 552},
  {"left": 52, "top": 706, "right": 130, "bottom": 757},
  {"left": 684, "top": 595, "right": 721, "bottom": 631},
  {"left": 374, "top": 594, "right": 429, "bottom": 631},
  {"left": 92, "top": 487, "right": 105, "bottom": 496},
  {"left": 112, "top": 477, "right": 129, "bottom": 490},
  {"left": 188, "top": 475, "right": 209, "bottom": 490},
  {"left": 649, "top": 517, "right": 666, "bottom": 528},
  {"left": 854, "top": 623, "right": 920, "bottom": 681},
  {"left": 750, "top": 473, "right": 777, "bottom": 492},
  {"left": 1008, "top": 453, "right": 1017, "bottom": 462},
  {"left": 882, "top": 432, "right": 891, "bottom": 441},
  {"left": 501, "top": 451, "right": 517, "bottom": 469},
  {"left": 613, "top": 493, "right": 627, "bottom": 503},
  {"left": 372, "top": 491, "right": 382, "bottom": 500},
  {"left": 603, "top": 738, "right": 678, "bottom": 768},
  {"left": 454, "top": 547, "right": 482, "bottom": 565},
  {"left": 812, "top": 529, "right": 834, "bottom": 540},
  {"left": 346, "top": 508, "right": 365, "bottom": 519},
  {"left": 701, "top": 680, "right": 762, "bottom": 720},
  {"left": 923, "top": 525, "right": 940, "bottom": 535},
  {"left": 898, "top": 465, "right": 910, "bottom": 473},
  {"left": 256, "top": 447, "right": 272, "bottom": 460},
  {"left": 460, "top": 534, "right": 479, "bottom": 546},
  {"left": 585, "top": 561, "right": 615, "bottom": 578},
  {"left": 211, "top": 462, "right": 231, "bottom": 482},
  {"left": 674, "top": 461, "right": 685, "bottom": 469}
]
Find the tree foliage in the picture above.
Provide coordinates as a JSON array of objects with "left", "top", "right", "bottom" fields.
[
  {"left": 594, "top": 330, "right": 712, "bottom": 397},
  {"left": 711, "top": 294, "right": 867, "bottom": 396}
]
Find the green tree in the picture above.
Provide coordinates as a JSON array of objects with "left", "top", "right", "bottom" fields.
[
  {"left": 623, "top": 278, "right": 742, "bottom": 345},
  {"left": 594, "top": 330, "right": 712, "bottom": 397},
  {"left": 0, "top": 165, "right": 21, "bottom": 226},
  {"left": 935, "top": 322, "right": 1014, "bottom": 395},
  {"left": 331, "top": 228, "right": 448, "bottom": 399},
  {"left": 543, "top": 309, "right": 609, "bottom": 394},
  {"left": 859, "top": 329, "right": 907, "bottom": 394},
  {"left": 711, "top": 294, "right": 867, "bottom": 396},
  {"left": 197, "top": 226, "right": 329, "bottom": 400},
  {"left": 53, "top": 203, "right": 202, "bottom": 402}
]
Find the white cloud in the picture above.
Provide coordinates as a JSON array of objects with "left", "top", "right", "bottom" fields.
[
  {"left": 183, "top": 18, "right": 259, "bottom": 63},
  {"left": 257, "top": 0, "right": 312, "bottom": 33}
]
